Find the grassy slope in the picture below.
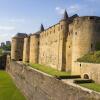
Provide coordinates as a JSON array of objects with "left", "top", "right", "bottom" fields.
[
  {"left": 77, "top": 51, "right": 100, "bottom": 63},
  {"left": 30, "top": 64, "right": 70, "bottom": 77},
  {"left": 0, "top": 49, "right": 2, "bottom": 56},
  {"left": 0, "top": 71, "right": 26, "bottom": 100},
  {"left": 80, "top": 83, "right": 100, "bottom": 92}
]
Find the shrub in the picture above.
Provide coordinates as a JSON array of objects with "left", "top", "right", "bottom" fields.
[
  {"left": 95, "top": 42, "right": 100, "bottom": 51},
  {"left": 74, "top": 79, "right": 94, "bottom": 84},
  {"left": 77, "top": 51, "right": 100, "bottom": 63}
]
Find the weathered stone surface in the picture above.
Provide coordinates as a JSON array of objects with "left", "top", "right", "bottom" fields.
[
  {"left": 11, "top": 15, "right": 100, "bottom": 74},
  {"left": 6, "top": 61, "right": 100, "bottom": 100},
  {"left": 11, "top": 33, "right": 27, "bottom": 61},
  {"left": 74, "top": 62, "right": 100, "bottom": 84},
  {"left": 72, "top": 17, "right": 100, "bottom": 74}
]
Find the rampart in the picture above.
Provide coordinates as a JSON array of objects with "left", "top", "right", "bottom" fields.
[{"left": 6, "top": 59, "right": 100, "bottom": 100}]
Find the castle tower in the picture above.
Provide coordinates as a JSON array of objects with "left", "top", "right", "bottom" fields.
[
  {"left": 58, "top": 10, "right": 69, "bottom": 71},
  {"left": 29, "top": 24, "right": 44, "bottom": 64},
  {"left": 29, "top": 33, "right": 40, "bottom": 64},
  {"left": 23, "top": 35, "right": 30, "bottom": 63},
  {"left": 11, "top": 33, "right": 27, "bottom": 61},
  {"left": 72, "top": 16, "right": 100, "bottom": 75}
]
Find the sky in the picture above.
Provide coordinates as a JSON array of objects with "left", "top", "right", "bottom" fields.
[{"left": 0, "top": 0, "right": 100, "bottom": 43}]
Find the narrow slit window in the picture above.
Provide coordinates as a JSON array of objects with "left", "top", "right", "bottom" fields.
[{"left": 75, "top": 32, "right": 77, "bottom": 35}]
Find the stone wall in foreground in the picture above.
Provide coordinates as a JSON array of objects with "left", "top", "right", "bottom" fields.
[{"left": 6, "top": 60, "right": 100, "bottom": 100}]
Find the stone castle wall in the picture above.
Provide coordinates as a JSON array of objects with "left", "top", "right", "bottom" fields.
[
  {"left": 6, "top": 60, "right": 100, "bottom": 100},
  {"left": 72, "top": 17, "right": 100, "bottom": 73},
  {"left": 11, "top": 16, "right": 100, "bottom": 74},
  {"left": 39, "top": 23, "right": 62, "bottom": 70},
  {"left": 73, "top": 62, "right": 100, "bottom": 84}
]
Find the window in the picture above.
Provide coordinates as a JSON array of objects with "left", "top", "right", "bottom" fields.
[
  {"left": 54, "top": 29, "right": 55, "bottom": 33},
  {"left": 58, "top": 27, "right": 60, "bottom": 31},
  {"left": 50, "top": 31, "right": 51, "bottom": 34},
  {"left": 91, "top": 44, "right": 93, "bottom": 49},
  {"left": 38, "top": 41, "right": 40, "bottom": 45},
  {"left": 61, "top": 25, "right": 63, "bottom": 29},
  {"left": 75, "top": 32, "right": 77, "bottom": 35}
]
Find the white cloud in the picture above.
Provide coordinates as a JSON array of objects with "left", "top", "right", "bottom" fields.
[
  {"left": 67, "top": 4, "right": 80, "bottom": 15},
  {"left": 9, "top": 18, "right": 25, "bottom": 23},
  {"left": 55, "top": 7, "right": 65, "bottom": 15},
  {"left": 0, "top": 26, "right": 15, "bottom": 30}
]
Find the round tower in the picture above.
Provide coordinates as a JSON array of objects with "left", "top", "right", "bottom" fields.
[
  {"left": 11, "top": 33, "right": 27, "bottom": 61},
  {"left": 59, "top": 10, "right": 69, "bottom": 71},
  {"left": 72, "top": 16, "right": 100, "bottom": 74},
  {"left": 29, "top": 34, "right": 39, "bottom": 64},
  {"left": 23, "top": 35, "right": 30, "bottom": 63},
  {"left": 29, "top": 24, "right": 44, "bottom": 64}
]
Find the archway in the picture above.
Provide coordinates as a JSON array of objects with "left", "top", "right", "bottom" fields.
[{"left": 84, "top": 74, "right": 89, "bottom": 79}]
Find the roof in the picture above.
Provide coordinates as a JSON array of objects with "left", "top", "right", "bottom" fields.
[{"left": 14, "top": 33, "right": 27, "bottom": 38}]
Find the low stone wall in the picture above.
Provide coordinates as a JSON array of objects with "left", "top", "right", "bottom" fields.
[
  {"left": 6, "top": 61, "right": 100, "bottom": 100},
  {"left": 74, "top": 62, "right": 100, "bottom": 84},
  {"left": 0, "top": 54, "right": 7, "bottom": 69}
]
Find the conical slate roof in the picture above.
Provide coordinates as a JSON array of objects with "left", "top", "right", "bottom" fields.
[
  {"left": 40, "top": 24, "right": 44, "bottom": 32},
  {"left": 63, "top": 10, "right": 68, "bottom": 20},
  {"left": 14, "top": 33, "right": 27, "bottom": 38}
]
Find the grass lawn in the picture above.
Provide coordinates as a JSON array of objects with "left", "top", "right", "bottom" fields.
[
  {"left": 0, "top": 70, "right": 26, "bottom": 100},
  {"left": 79, "top": 83, "right": 100, "bottom": 92},
  {"left": 0, "top": 49, "right": 3, "bottom": 56},
  {"left": 30, "top": 64, "right": 70, "bottom": 77}
]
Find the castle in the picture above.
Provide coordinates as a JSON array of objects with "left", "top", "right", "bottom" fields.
[{"left": 11, "top": 10, "right": 100, "bottom": 75}]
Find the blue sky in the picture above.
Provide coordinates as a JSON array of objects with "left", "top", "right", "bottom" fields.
[{"left": 0, "top": 0, "right": 100, "bottom": 43}]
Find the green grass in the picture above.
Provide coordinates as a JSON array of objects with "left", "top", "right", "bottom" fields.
[
  {"left": 79, "top": 83, "right": 100, "bottom": 92},
  {"left": 30, "top": 64, "right": 70, "bottom": 77},
  {"left": 0, "top": 70, "right": 26, "bottom": 100},
  {"left": 77, "top": 51, "right": 100, "bottom": 63}
]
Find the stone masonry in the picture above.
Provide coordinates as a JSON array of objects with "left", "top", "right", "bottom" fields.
[{"left": 11, "top": 10, "right": 100, "bottom": 75}]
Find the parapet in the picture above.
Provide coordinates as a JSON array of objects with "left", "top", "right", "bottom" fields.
[{"left": 73, "top": 16, "right": 100, "bottom": 24}]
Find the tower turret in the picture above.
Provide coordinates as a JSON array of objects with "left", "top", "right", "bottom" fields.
[
  {"left": 23, "top": 35, "right": 30, "bottom": 63},
  {"left": 58, "top": 10, "right": 69, "bottom": 71},
  {"left": 62, "top": 10, "right": 68, "bottom": 20},
  {"left": 40, "top": 24, "right": 44, "bottom": 32},
  {"left": 29, "top": 34, "right": 39, "bottom": 64},
  {"left": 11, "top": 33, "right": 27, "bottom": 61}
]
